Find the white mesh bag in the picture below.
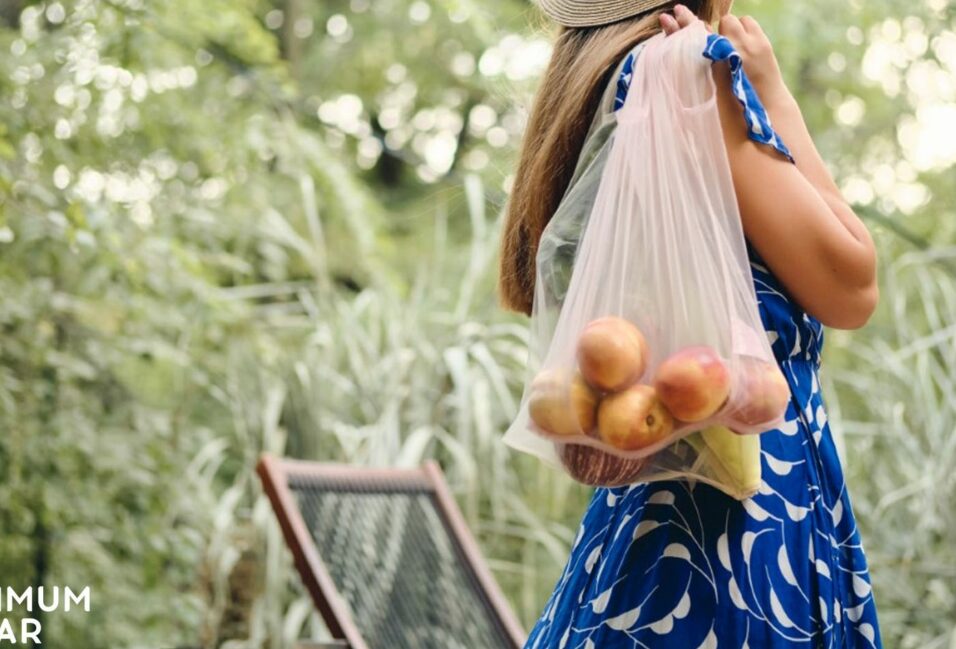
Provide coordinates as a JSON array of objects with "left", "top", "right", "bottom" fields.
[{"left": 503, "top": 23, "right": 788, "bottom": 500}]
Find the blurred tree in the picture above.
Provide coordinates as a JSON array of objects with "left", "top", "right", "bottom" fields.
[{"left": 0, "top": 0, "right": 954, "bottom": 647}]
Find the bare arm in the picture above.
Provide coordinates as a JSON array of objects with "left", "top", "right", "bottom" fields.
[
  {"left": 714, "top": 15, "right": 878, "bottom": 330},
  {"left": 666, "top": 7, "right": 879, "bottom": 330}
]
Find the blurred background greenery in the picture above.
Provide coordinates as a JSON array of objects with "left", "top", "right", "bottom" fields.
[{"left": 0, "top": 0, "right": 954, "bottom": 646}]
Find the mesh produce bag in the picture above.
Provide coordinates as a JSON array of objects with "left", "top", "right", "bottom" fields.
[{"left": 503, "top": 24, "right": 788, "bottom": 500}]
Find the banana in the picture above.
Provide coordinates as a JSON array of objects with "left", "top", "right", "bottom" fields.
[{"left": 685, "top": 426, "right": 761, "bottom": 499}]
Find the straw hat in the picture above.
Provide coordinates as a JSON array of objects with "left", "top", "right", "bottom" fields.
[{"left": 536, "top": 0, "right": 674, "bottom": 27}]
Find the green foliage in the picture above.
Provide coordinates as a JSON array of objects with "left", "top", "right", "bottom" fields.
[
  {"left": 825, "top": 249, "right": 956, "bottom": 648},
  {"left": 0, "top": 0, "right": 954, "bottom": 647}
]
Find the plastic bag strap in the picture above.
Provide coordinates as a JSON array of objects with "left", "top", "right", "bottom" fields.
[
  {"left": 564, "top": 42, "right": 647, "bottom": 191},
  {"left": 613, "top": 32, "right": 795, "bottom": 164},
  {"left": 584, "top": 41, "right": 647, "bottom": 140}
]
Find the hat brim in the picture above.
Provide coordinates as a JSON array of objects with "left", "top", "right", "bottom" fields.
[{"left": 536, "top": 0, "right": 673, "bottom": 27}]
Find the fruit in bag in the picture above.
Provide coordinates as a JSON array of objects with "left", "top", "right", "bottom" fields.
[
  {"left": 654, "top": 346, "right": 731, "bottom": 422},
  {"left": 559, "top": 443, "right": 645, "bottom": 487},
  {"left": 726, "top": 359, "right": 790, "bottom": 427},
  {"left": 502, "top": 24, "right": 783, "bottom": 500},
  {"left": 700, "top": 425, "right": 761, "bottom": 495},
  {"left": 597, "top": 384, "right": 674, "bottom": 450},
  {"left": 576, "top": 317, "right": 649, "bottom": 392},
  {"left": 528, "top": 369, "right": 599, "bottom": 436},
  {"left": 685, "top": 425, "right": 761, "bottom": 497}
]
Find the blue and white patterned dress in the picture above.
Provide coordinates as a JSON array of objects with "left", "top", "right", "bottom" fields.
[{"left": 523, "top": 35, "right": 883, "bottom": 649}]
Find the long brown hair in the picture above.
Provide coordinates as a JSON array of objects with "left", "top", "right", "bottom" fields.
[{"left": 498, "top": 0, "right": 720, "bottom": 315}]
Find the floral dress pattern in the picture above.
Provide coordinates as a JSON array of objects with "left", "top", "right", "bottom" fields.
[{"left": 523, "top": 35, "right": 883, "bottom": 649}]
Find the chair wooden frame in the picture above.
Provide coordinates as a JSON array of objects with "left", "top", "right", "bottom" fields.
[{"left": 257, "top": 454, "right": 527, "bottom": 649}]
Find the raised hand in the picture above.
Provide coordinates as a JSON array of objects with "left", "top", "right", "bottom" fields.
[
  {"left": 717, "top": 14, "right": 789, "bottom": 106},
  {"left": 659, "top": 3, "right": 701, "bottom": 35}
]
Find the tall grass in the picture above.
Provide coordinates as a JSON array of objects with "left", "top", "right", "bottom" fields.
[
  {"left": 209, "top": 180, "right": 956, "bottom": 646},
  {"left": 201, "top": 174, "right": 594, "bottom": 644},
  {"left": 825, "top": 248, "right": 956, "bottom": 648}
]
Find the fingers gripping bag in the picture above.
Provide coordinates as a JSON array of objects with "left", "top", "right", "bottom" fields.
[{"left": 503, "top": 23, "right": 789, "bottom": 500}]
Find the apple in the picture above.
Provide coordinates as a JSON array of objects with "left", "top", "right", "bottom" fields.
[
  {"left": 597, "top": 384, "right": 674, "bottom": 451},
  {"left": 576, "top": 316, "right": 649, "bottom": 392},
  {"left": 528, "top": 369, "right": 599, "bottom": 436},
  {"left": 726, "top": 359, "right": 790, "bottom": 427},
  {"left": 559, "top": 443, "right": 646, "bottom": 487},
  {"left": 653, "top": 346, "right": 731, "bottom": 422}
]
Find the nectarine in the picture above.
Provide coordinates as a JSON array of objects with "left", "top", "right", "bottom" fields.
[
  {"left": 528, "top": 369, "right": 598, "bottom": 436},
  {"left": 654, "top": 346, "right": 731, "bottom": 422},
  {"left": 726, "top": 359, "right": 790, "bottom": 427},
  {"left": 576, "top": 317, "right": 648, "bottom": 392},
  {"left": 597, "top": 384, "right": 674, "bottom": 451}
]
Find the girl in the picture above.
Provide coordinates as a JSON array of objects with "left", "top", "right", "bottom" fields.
[{"left": 498, "top": 1, "right": 884, "bottom": 646}]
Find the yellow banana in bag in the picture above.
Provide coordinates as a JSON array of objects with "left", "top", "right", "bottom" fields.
[{"left": 686, "top": 426, "right": 761, "bottom": 499}]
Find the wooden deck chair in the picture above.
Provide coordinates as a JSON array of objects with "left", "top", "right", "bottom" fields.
[{"left": 256, "top": 455, "right": 527, "bottom": 649}]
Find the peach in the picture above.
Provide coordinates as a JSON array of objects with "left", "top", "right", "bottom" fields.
[
  {"left": 576, "top": 317, "right": 648, "bottom": 392},
  {"left": 653, "top": 346, "right": 731, "bottom": 422},
  {"left": 597, "top": 384, "right": 674, "bottom": 451},
  {"left": 726, "top": 359, "right": 790, "bottom": 427},
  {"left": 559, "top": 444, "right": 646, "bottom": 487},
  {"left": 528, "top": 369, "right": 599, "bottom": 436}
]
